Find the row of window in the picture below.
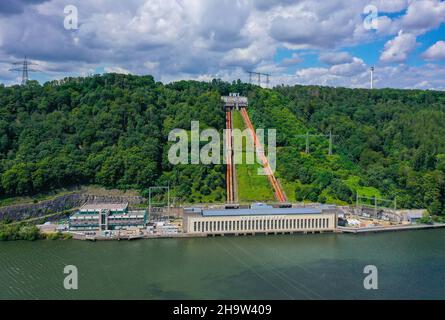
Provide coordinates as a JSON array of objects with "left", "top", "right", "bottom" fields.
[{"left": 192, "top": 217, "right": 331, "bottom": 233}]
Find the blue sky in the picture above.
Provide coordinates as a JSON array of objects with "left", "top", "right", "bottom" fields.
[{"left": 1, "top": 0, "right": 445, "bottom": 89}]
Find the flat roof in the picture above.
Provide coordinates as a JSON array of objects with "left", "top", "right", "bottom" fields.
[
  {"left": 201, "top": 207, "right": 330, "bottom": 217},
  {"left": 80, "top": 203, "right": 128, "bottom": 211}
]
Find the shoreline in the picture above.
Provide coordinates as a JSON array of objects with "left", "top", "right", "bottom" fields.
[{"left": 70, "top": 223, "right": 445, "bottom": 241}]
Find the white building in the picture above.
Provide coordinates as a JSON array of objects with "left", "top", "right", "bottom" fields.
[{"left": 184, "top": 205, "right": 337, "bottom": 236}]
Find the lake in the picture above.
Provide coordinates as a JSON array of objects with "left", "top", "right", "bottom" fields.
[{"left": 1, "top": 230, "right": 445, "bottom": 299}]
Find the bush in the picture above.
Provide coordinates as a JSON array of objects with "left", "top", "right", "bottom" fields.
[{"left": 0, "top": 223, "right": 41, "bottom": 241}]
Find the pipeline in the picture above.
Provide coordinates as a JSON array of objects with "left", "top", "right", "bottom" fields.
[{"left": 226, "top": 110, "right": 234, "bottom": 203}]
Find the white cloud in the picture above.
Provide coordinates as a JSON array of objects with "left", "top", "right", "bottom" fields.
[
  {"left": 0, "top": 0, "right": 444, "bottom": 90},
  {"left": 401, "top": 0, "right": 445, "bottom": 35},
  {"left": 104, "top": 66, "right": 130, "bottom": 74},
  {"left": 422, "top": 40, "right": 445, "bottom": 60},
  {"left": 319, "top": 52, "right": 353, "bottom": 65},
  {"left": 330, "top": 57, "right": 366, "bottom": 76},
  {"left": 380, "top": 31, "right": 417, "bottom": 63},
  {"left": 282, "top": 63, "right": 445, "bottom": 90},
  {"left": 369, "top": 0, "right": 408, "bottom": 13}
]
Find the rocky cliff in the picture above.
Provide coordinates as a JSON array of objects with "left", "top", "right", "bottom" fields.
[{"left": 0, "top": 193, "right": 146, "bottom": 221}]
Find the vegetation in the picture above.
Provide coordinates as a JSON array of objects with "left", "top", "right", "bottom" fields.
[
  {"left": 232, "top": 110, "right": 275, "bottom": 203},
  {"left": 1, "top": 74, "right": 445, "bottom": 216},
  {"left": 0, "top": 221, "right": 72, "bottom": 241},
  {"left": 0, "top": 223, "right": 40, "bottom": 241},
  {"left": 0, "top": 74, "right": 246, "bottom": 203},
  {"left": 248, "top": 86, "right": 445, "bottom": 216}
]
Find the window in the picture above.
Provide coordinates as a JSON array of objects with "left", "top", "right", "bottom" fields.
[{"left": 194, "top": 222, "right": 197, "bottom": 232}]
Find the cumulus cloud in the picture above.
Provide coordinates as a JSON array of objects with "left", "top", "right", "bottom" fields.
[
  {"left": 319, "top": 52, "right": 353, "bottom": 65},
  {"left": 422, "top": 40, "right": 445, "bottom": 60},
  {"left": 401, "top": 0, "right": 445, "bottom": 35},
  {"left": 380, "top": 31, "right": 417, "bottom": 63},
  {"left": 0, "top": 0, "right": 444, "bottom": 90}
]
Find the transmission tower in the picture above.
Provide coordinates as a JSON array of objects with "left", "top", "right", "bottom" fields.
[
  {"left": 248, "top": 71, "right": 271, "bottom": 88},
  {"left": 9, "top": 56, "right": 38, "bottom": 85},
  {"left": 295, "top": 131, "right": 338, "bottom": 155}
]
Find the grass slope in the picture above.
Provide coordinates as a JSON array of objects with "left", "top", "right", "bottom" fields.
[{"left": 232, "top": 110, "right": 275, "bottom": 203}]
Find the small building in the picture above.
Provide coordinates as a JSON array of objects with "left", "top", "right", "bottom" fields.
[
  {"left": 405, "top": 210, "right": 425, "bottom": 224},
  {"left": 183, "top": 205, "right": 337, "bottom": 236},
  {"left": 69, "top": 203, "right": 147, "bottom": 232},
  {"left": 221, "top": 93, "right": 248, "bottom": 110}
]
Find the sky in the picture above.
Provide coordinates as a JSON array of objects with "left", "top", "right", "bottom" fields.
[{"left": 1, "top": 0, "right": 445, "bottom": 89}]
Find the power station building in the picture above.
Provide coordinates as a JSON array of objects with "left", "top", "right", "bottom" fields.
[
  {"left": 69, "top": 203, "right": 147, "bottom": 232},
  {"left": 183, "top": 204, "right": 337, "bottom": 236}
]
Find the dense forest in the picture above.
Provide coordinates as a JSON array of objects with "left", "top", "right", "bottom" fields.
[
  {"left": 1, "top": 74, "right": 445, "bottom": 215},
  {"left": 0, "top": 74, "right": 248, "bottom": 203}
]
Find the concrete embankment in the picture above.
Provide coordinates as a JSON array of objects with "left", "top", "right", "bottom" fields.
[
  {"left": 70, "top": 232, "right": 207, "bottom": 241},
  {"left": 338, "top": 223, "right": 445, "bottom": 234}
]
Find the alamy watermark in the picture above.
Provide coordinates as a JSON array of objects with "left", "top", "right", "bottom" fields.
[
  {"left": 64, "top": 5, "right": 79, "bottom": 30},
  {"left": 63, "top": 265, "right": 78, "bottom": 290},
  {"left": 363, "top": 265, "right": 378, "bottom": 290},
  {"left": 363, "top": 5, "right": 378, "bottom": 30},
  {"left": 168, "top": 121, "right": 277, "bottom": 175}
]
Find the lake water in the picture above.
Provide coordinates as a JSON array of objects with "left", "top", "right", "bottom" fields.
[{"left": 1, "top": 230, "right": 445, "bottom": 299}]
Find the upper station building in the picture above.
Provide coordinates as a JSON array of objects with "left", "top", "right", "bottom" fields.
[
  {"left": 221, "top": 93, "right": 248, "bottom": 110},
  {"left": 69, "top": 203, "right": 147, "bottom": 232},
  {"left": 183, "top": 203, "right": 337, "bottom": 236}
]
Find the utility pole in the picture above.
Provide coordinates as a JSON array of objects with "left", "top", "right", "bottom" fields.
[
  {"left": 328, "top": 131, "right": 334, "bottom": 156},
  {"left": 296, "top": 132, "right": 337, "bottom": 155}
]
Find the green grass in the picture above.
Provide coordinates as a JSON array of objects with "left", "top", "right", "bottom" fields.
[
  {"left": 345, "top": 176, "right": 381, "bottom": 198},
  {"left": 232, "top": 110, "right": 275, "bottom": 203},
  {"left": 278, "top": 179, "right": 298, "bottom": 203}
]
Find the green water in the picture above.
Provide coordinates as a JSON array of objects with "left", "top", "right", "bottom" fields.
[{"left": 1, "top": 230, "right": 445, "bottom": 300}]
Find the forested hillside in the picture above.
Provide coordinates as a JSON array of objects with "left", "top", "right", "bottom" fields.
[
  {"left": 1, "top": 74, "right": 445, "bottom": 215},
  {"left": 0, "top": 74, "right": 248, "bottom": 203},
  {"left": 248, "top": 86, "right": 445, "bottom": 215}
]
